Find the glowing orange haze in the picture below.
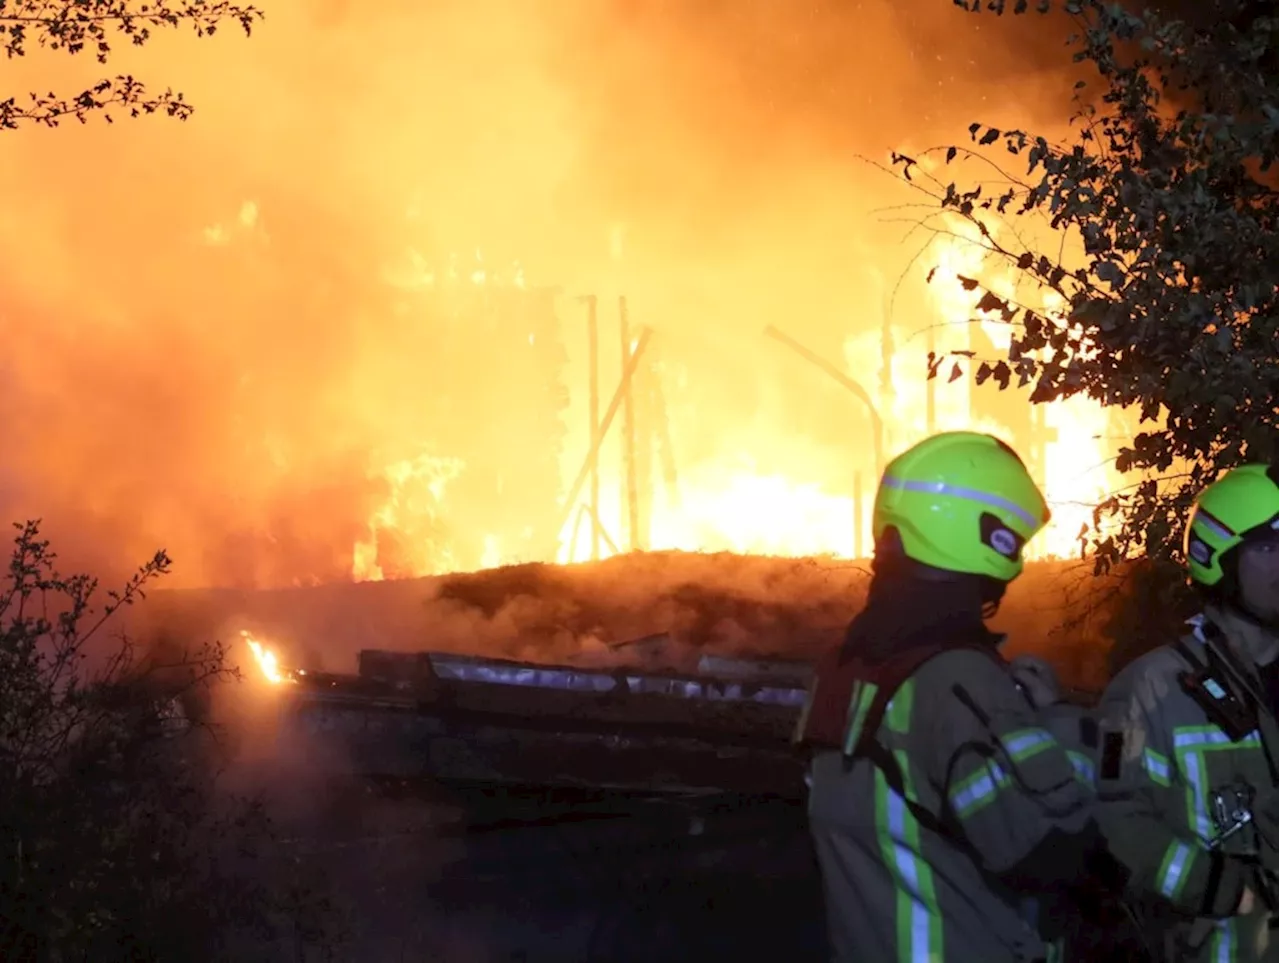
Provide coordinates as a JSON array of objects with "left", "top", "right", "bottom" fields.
[{"left": 0, "top": 0, "right": 1131, "bottom": 587}]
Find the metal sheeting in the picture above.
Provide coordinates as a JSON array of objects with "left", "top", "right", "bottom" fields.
[{"left": 422, "top": 652, "right": 809, "bottom": 709}]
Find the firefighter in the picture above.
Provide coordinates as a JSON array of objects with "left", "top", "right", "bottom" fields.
[
  {"left": 796, "top": 431, "right": 1108, "bottom": 963},
  {"left": 1095, "top": 464, "right": 1279, "bottom": 962}
]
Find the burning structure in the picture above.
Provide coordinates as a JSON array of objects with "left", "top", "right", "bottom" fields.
[
  {"left": 355, "top": 252, "right": 1126, "bottom": 574},
  {"left": 0, "top": 0, "right": 1132, "bottom": 593}
]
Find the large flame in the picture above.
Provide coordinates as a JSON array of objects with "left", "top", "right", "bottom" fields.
[
  {"left": 354, "top": 223, "right": 1126, "bottom": 574},
  {"left": 0, "top": 0, "right": 1119, "bottom": 586}
]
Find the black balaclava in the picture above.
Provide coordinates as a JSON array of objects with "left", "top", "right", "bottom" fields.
[
  {"left": 839, "top": 528, "right": 1007, "bottom": 664},
  {"left": 1202, "top": 463, "right": 1279, "bottom": 636},
  {"left": 1201, "top": 530, "right": 1278, "bottom": 716},
  {"left": 1233, "top": 538, "right": 1278, "bottom": 630},
  {"left": 1204, "top": 532, "right": 1279, "bottom": 655}
]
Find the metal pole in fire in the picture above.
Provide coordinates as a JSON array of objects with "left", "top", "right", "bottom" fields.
[
  {"left": 557, "top": 328, "right": 654, "bottom": 549},
  {"left": 587, "top": 295, "right": 601, "bottom": 561},
  {"left": 619, "top": 296, "right": 640, "bottom": 553},
  {"left": 762, "top": 325, "right": 885, "bottom": 481}
]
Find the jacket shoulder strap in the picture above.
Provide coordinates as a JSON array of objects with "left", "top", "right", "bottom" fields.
[
  {"left": 1196, "top": 622, "right": 1279, "bottom": 784},
  {"left": 1173, "top": 632, "right": 1262, "bottom": 744},
  {"left": 1172, "top": 637, "right": 1206, "bottom": 676},
  {"left": 848, "top": 640, "right": 997, "bottom": 762},
  {"left": 851, "top": 641, "right": 1004, "bottom": 844}
]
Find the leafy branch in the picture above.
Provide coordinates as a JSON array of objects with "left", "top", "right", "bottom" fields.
[
  {"left": 0, "top": 520, "right": 341, "bottom": 960},
  {"left": 890, "top": 0, "right": 1277, "bottom": 572},
  {"left": 1, "top": 0, "right": 263, "bottom": 128}
]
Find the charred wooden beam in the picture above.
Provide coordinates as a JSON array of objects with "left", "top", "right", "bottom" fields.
[{"left": 277, "top": 648, "right": 811, "bottom": 798}]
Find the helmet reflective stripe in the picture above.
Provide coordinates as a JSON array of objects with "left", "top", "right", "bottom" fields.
[
  {"left": 1191, "top": 508, "right": 1235, "bottom": 542},
  {"left": 880, "top": 475, "right": 1041, "bottom": 530}
]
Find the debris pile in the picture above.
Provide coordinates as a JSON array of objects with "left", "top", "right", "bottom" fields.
[{"left": 138, "top": 550, "right": 1117, "bottom": 690}]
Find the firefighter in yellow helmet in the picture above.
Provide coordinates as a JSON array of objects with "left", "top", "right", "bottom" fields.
[
  {"left": 796, "top": 431, "right": 1112, "bottom": 962},
  {"left": 1095, "top": 465, "right": 1279, "bottom": 961}
]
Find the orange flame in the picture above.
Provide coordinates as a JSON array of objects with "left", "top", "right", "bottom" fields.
[
  {"left": 918, "top": 218, "right": 1124, "bottom": 559},
  {"left": 241, "top": 630, "right": 291, "bottom": 685},
  {"left": 347, "top": 228, "right": 1131, "bottom": 578}
]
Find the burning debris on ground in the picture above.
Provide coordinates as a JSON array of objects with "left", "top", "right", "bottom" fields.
[
  {"left": 164, "top": 547, "right": 1137, "bottom": 961},
  {"left": 143, "top": 549, "right": 1125, "bottom": 695},
  {"left": 168, "top": 547, "right": 1126, "bottom": 842},
  {"left": 191, "top": 560, "right": 835, "bottom": 961}
]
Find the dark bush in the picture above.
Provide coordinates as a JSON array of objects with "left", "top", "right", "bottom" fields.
[{"left": 0, "top": 520, "right": 324, "bottom": 962}]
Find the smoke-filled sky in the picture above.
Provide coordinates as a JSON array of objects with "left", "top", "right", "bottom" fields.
[{"left": 0, "top": 0, "right": 1090, "bottom": 588}]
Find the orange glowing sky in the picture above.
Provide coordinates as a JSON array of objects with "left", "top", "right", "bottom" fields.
[{"left": 0, "top": 0, "right": 1130, "bottom": 586}]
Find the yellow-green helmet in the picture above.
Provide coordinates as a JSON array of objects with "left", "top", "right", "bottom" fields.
[
  {"left": 873, "top": 431, "right": 1051, "bottom": 582},
  {"left": 1183, "top": 464, "right": 1279, "bottom": 587}
]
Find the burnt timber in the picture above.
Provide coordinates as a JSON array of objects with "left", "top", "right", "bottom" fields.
[
  {"left": 273, "top": 643, "right": 1096, "bottom": 798},
  {"left": 145, "top": 556, "right": 1121, "bottom": 958},
  {"left": 279, "top": 647, "right": 811, "bottom": 799},
  {"left": 241, "top": 624, "right": 1101, "bottom": 960},
  {"left": 257, "top": 648, "right": 827, "bottom": 961}
]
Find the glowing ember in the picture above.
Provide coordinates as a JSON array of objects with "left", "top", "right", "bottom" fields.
[{"left": 241, "top": 630, "right": 291, "bottom": 685}]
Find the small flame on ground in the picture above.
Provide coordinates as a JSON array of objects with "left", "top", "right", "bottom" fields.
[{"left": 240, "top": 630, "right": 291, "bottom": 685}]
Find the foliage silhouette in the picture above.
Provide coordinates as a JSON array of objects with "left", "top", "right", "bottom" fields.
[
  {"left": 891, "top": 0, "right": 1277, "bottom": 573},
  {"left": 1, "top": 0, "right": 262, "bottom": 128},
  {"left": 0, "top": 520, "right": 330, "bottom": 962}
]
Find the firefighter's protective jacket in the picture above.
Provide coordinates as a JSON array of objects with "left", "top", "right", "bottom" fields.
[
  {"left": 1040, "top": 699, "right": 1097, "bottom": 787},
  {"left": 807, "top": 642, "right": 1098, "bottom": 963},
  {"left": 1095, "top": 606, "right": 1278, "bottom": 963},
  {"left": 1033, "top": 698, "right": 1100, "bottom": 951}
]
